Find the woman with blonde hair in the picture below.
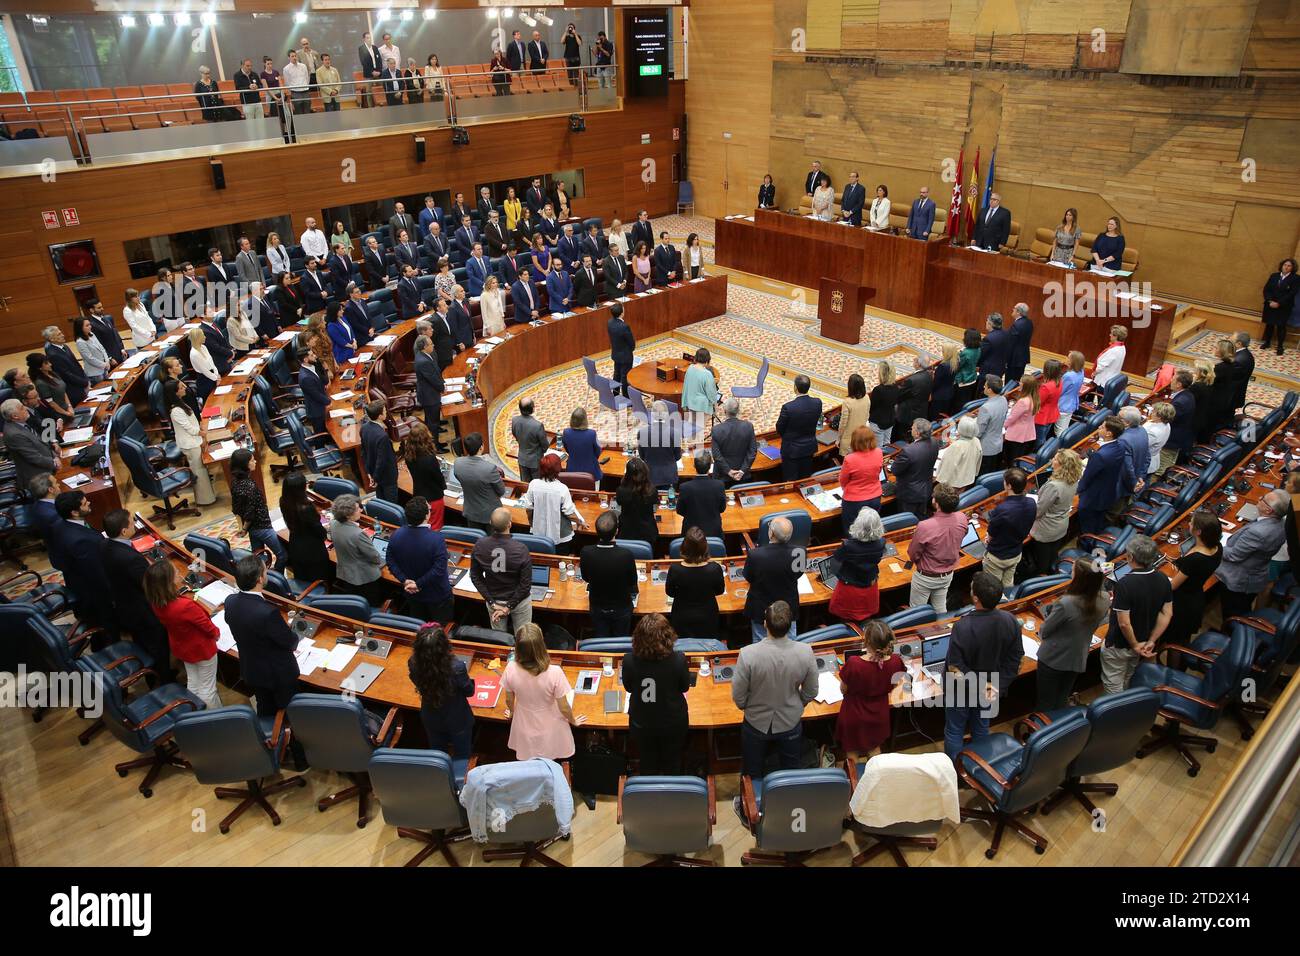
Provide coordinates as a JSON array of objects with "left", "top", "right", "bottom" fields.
[
  {"left": 1003, "top": 373, "right": 1039, "bottom": 461},
  {"left": 1191, "top": 358, "right": 1216, "bottom": 442},
  {"left": 123, "top": 288, "right": 155, "bottom": 351},
  {"left": 265, "top": 231, "right": 291, "bottom": 275},
  {"left": 501, "top": 623, "right": 586, "bottom": 760},
  {"left": 1027, "top": 447, "right": 1083, "bottom": 575},
  {"left": 937, "top": 415, "right": 981, "bottom": 490},
  {"left": 867, "top": 359, "right": 899, "bottom": 445},
  {"left": 1144, "top": 402, "right": 1174, "bottom": 477},
  {"left": 607, "top": 218, "right": 627, "bottom": 257},
  {"left": 1056, "top": 350, "right": 1087, "bottom": 438},
  {"left": 1211, "top": 338, "right": 1236, "bottom": 431},
  {"left": 930, "top": 343, "right": 958, "bottom": 418},
  {"left": 479, "top": 274, "right": 507, "bottom": 337},
  {"left": 186, "top": 326, "right": 219, "bottom": 404}
]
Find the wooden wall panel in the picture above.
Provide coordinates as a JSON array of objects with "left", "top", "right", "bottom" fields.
[
  {"left": 1120, "top": 0, "right": 1260, "bottom": 76},
  {"left": 0, "top": 86, "right": 684, "bottom": 352}
]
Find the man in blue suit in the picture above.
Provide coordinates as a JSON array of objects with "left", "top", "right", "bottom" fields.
[
  {"left": 556, "top": 224, "right": 582, "bottom": 274},
  {"left": 342, "top": 283, "right": 374, "bottom": 348},
  {"left": 448, "top": 285, "right": 475, "bottom": 350},
  {"left": 977, "top": 312, "right": 1010, "bottom": 381},
  {"left": 51, "top": 491, "right": 115, "bottom": 638},
  {"left": 652, "top": 231, "right": 679, "bottom": 285},
  {"left": 386, "top": 497, "right": 453, "bottom": 621},
  {"left": 414, "top": 334, "right": 445, "bottom": 449},
  {"left": 607, "top": 302, "right": 635, "bottom": 397},
  {"left": 300, "top": 258, "right": 331, "bottom": 315},
  {"left": 546, "top": 264, "right": 573, "bottom": 314},
  {"left": 499, "top": 243, "right": 524, "bottom": 286},
  {"left": 1166, "top": 370, "right": 1197, "bottom": 467},
  {"left": 418, "top": 195, "right": 444, "bottom": 239},
  {"left": 465, "top": 243, "right": 491, "bottom": 297},
  {"left": 297, "top": 349, "right": 329, "bottom": 435},
  {"left": 839, "top": 171, "right": 866, "bottom": 227},
  {"left": 246, "top": 281, "right": 280, "bottom": 341},
  {"left": 361, "top": 399, "right": 400, "bottom": 503},
  {"left": 396, "top": 265, "right": 426, "bottom": 320},
  {"left": 775, "top": 374, "right": 822, "bottom": 481},
  {"left": 453, "top": 215, "right": 478, "bottom": 263},
  {"left": 393, "top": 229, "right": 421, "bottom": 274},
  {"left": 327, "top": 243, "right": 355, "bottom": 298},
  {"left": 42, "top": 327, "right": 89, "bottom": 406},
  {"left": 1113, "top": 406, "right": 1150, "bottom": 519},
  {"left": 905, "top": 186, "right": 935, "bottom": 240},
  {"left": 511, "top": 266, "right": 541, "bottom": 324},
  {"left": 580, "top": 224, "right": 604, "bottom": 263},
  {"left": 86, "top": 299, "right": 126, "bottom": 363},
  {"left": 1005, "top": 302, "right": 1034, "bottom": 383},
  {"left": 198, "top": 311, "right": 234, "bottom": 375},
  {"left": 1077, "top": 417, "right": 1133, "bottom": 535}
]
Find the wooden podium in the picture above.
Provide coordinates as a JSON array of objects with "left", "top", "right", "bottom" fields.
[{"left": 817, "top": 278, "right": 873, "bottom": 344}]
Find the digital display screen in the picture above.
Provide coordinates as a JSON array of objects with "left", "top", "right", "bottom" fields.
[{"left": 628, "top": 10, "right": 669, "bottom": 96}]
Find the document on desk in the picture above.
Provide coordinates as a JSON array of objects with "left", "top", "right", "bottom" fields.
[
  {"left": 274, "top": 330, "right": 298, "bottom": 342},
  {"left": 196, "top": 580, "right": 238, "bottom": 608},
  {"left": 444, "top": 377, "right": 467, "bottom": 387},
  {"left": 61, "top": 427, "right": 94, "bottom": 444},
  {"left": 452, "top": 570, "right": 480, "bottom": 595},
  {"left": 209, "top": 441, "right": 240, "bottom": 461},
  {"left": 323, "top": 643, "right": 359, "bottom": 672},
  {"left": 370, "top": 335, "right": 396, "bottom": 347},
  {"left": 296, "top": 641, "right": 330, "bottom": 676},
  {"left": 61, "top": 473, "right": 91, "bottom": 489},
  {"left": 213, "top": 610, "right": 237, "bottom": 653},
  {"left": 330, "top": 390, "right": 354, "bottom": 401},
  {"left": 815, "top": 671, "right": 844, "bottom": 705},
  {"left": 442, "top": 392, "right": 465, "bottom": 405},
  {"left": 214, "top": 385, "right": 234, "bottom": 395},
  {"left": 329, "top": 408, "right": 353, "bottom": 419},
  {"left": 1021, "top": 635, "right": 1040, "bottom": 661},
  {"left": 797, "top": 574, "right": 814, "bottom": 596}
]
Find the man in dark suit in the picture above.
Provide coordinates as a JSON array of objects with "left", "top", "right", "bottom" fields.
[
  {"left": 711, "top": 398, "right": 758, "bottom": 484},
  {"left": 483, "top": 210, "right": 509, "bottom": 258},
  {"left": 449, "top": 193, "right": 472, "bottom": 228},
  {"left": 524, "top": 177, "right": 547, "bottom": 217},
  {"left": 102, "top": 509, "right": 173, "bottom": 682},
  {"left": 804, "top": 161, "right": 828, "bottom": 196},
  {"left": 1166, "top": 371, "right": 1197, "bottom": 467},
  {"left": 361, "top": 399, "right": 400, "bottom": 503},
  {"left": 676, "top": 450, "right": 727, "bottom": 539},
  {"left": 430, "top": 300, "right": 456, "bottom": 369},
  {"left": 742, "top": 518, "right": 802, "bottom": 643},
  {"left": 527, "top": 31, "right": 549, "bottom": 73},
  {"left": 465, "top": 243, "right": 492, "bottom": 297},
  {"left": 424, "top": 221, "right": 451, "bottom": 265},
  {"left": 603, "top": 249, "right": 629, "bottom": 300},
  {"left": 971, "top": 192, "right": 1011, "bottom": 251},
  {"left": 905, "top": 186, "right": 936, "bottom": 239},
  {"left": 86, "top": 299, "right": 126, "bottom": 364},
  {"left": 499, "top": 244, "right": 523, "bottom": 286},
  {"left": 387, "top": 202, "right": 417, "bottom": 249},
  {"left": 1077, "top": 417, "right": 1132, "bottom": 535},
  {"left": 505, "top": 30, "right": 528, "bottom": 73},
  {"left": 476, "top": 187, "right": 495, "bottom": 226},
  {"left": 1231, "top": 330, "right": 1254, "bottom": 412},
  {"left": 205, "top": 248, "right": 233, "bottom": 291},
  {"left": 629, "top": 210, "right": 654, "bottom": 252},
  {"left": 42, "top": 327, "right": 89, "bottom": 406},
  {"left": 2, "top": 399, "right": 56, "bottom": 488},
  {"left": 556, "top": 224, "right": 582, "bottom": 274},
  {"left": 607, "top": 302, "right": 635, "bottom": 397},
  {"left": 775, "top": 374, "right": 822, "bottom": 481},
  {"left": 977, "top": 312, "right": 1010, "bottom": 380},
  {"left": 448, "top": 286, "right": 475, "bottom": 351},
  {"left": 894, "top": 355, "right": 932, "bottom": 427},
  {"left": 297, "top": 350, "right": 329, "bottom": 435},
  {"left": 380, "top": 59, "right": 404, "bottom": 105},
  {"left": 414, "top": 334, "right": 445, "bottom": 449},
  {"left": 358, "top": 32, "right": 383, "bottom": 107},
  {"left": 29, "top": 475, "right": 63, "bottom": 571},
  {"left": 890, "top": 419, "right": 940, "bottom": 518},
  {"left": 637, "top": 405, "right": 681, "bottom": 488},
  {"left": 1005, "top": 302, "right": 1034, "bottom": 383},
  {"left": 393, "top": 230, "right": 421, "bottom": 273},
  {"left": 573, "top": 254, "right": 599, "bottom": 307},
  {"left": 453, "top": 215, "right": 478, "bottom": 263},
  {"left": 245, "top": 281, "right": 280, "bottom": 341},
  {"left": 51, "top": 491, "right": 115, "bottom": 638},
  {"left": 579, "top": 512, "right": 639, "bottom": 638},
  {"left": 581, "top": 224, "right": 604, "bottom": 263},
  {"left": 511, "top": 267, "right": 540, "bottom": 324},
  {"left": 327, "top": 243, "right": 354, "bottom": 298},
  {"left": 363, "top": 236, "right": 389, "bottom": 291},
  {"left": 396, "top": 264, "right": 426, "bottom": 320},
  {"left": 652, "top": 231, "right": 679, "bottom": 285},
  {"left": 839, "top": 171, "right": 866, "bottom": 227},
  {"left": 300, "top": 258, "right": 330, "bottom": 315},
  {"left": 199, "top": 311, "right": 234, "bottom": 375},
  {"left": 342, "top": 283, "right": 374, "bottom": 348}
]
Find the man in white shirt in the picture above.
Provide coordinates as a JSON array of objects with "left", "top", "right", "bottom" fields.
[
  {"left": 377, "top": 33, "right": 401, "bottom": 78},
  {"left": 299, "top": 217, "right": 328, "bottom": 261},
  {"left": 282, "top": 50, "right": 311, "bottom": 115}
]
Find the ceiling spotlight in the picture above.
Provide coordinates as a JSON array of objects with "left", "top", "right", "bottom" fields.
[
  {"left": 503, "top": 8, "right": 514, "bottom": 17},
  {"left": 485, "top": 8, "right": 495, "bottom": 18},
  {"left": 174, "top": 13, "right": 191, "bottom": 26},
  {"left": 294, "top": 12, "right": 308, "bottom": 25},
  {"left": 519, "top": 13, "right": 536, "bottom": 27},
  {"left": 400, "top": 9, "right": 414, "bottom": 21},
  {"left": 119, "top": 15, "right": 136, "bottom": 27},
  {"left": 200, "top": 12, "right": 216, "bottom": 26},
  {"left": 377, "top": 8, "right": 391, "bottom": 23},
  {"left": 536, "top": 13, "right": 554, "bottom": 26},
  {"left": 146, "top": 13, "right": 164, "bottom": 27},
  {"left": 422, "top": 9, "right": 436, "bottom": 20}
]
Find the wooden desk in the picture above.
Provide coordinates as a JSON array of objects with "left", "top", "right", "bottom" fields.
[{"left": 627, "top": 358, "right": 690, "bottom": 403}]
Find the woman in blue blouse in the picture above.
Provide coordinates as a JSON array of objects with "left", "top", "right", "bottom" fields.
[
  {"left": 325, "top": 301, "right": 356, "bottom": 365},
  {"left": 1055, "top": 350, "right": 1086, "bottom": 438},
  {"left": 1090, "top": 216, "right": 1125, "bottom": 272},
  {"left": 529, "top": 233, "right": 551, "bottom": 278},
  {"left": 408, "top": 624, "right": 475, "bottom": 758},
  {"left": 545, "top": 264, "right": 573, "bottom": 314},
  {"left": 561, "top": 406, "right": 604, "bottom": 483}
]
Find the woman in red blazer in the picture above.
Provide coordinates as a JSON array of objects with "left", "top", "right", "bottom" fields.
[{"left": 144, "top": 560, "right": 223, "bottom": 710}]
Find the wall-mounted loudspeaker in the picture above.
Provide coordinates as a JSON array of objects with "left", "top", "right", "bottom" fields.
[
  {"left": 210, "top": 158, "right": 225, "bottom": 190},
  {"left": 414, "top": 135, "right": 426, "bottom": 163}
]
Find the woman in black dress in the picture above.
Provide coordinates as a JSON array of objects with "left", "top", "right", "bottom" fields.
[
  {"left": 409, "top": 624, "right": 475, "bottom": 758},
  {"left": 1190, "top": 359, "right": 1217, "bottom": 444},
  {"left": 620, "top": 613, "right": 690, "bottom": 775},
  {"left": 1164, "top": 510, "right": 1222, "bottom": 670},
  {"left": 615, "top": 457, "right": 659, "bottom": 548},
  {"left": 1210, "top": 338, "right": 1237, "bottom": 432},
  {"left": 279, "top": 471, "right": 334, "bottom": 586},
  {"left": 868, "top": 359, "right": 900, "bottom": 445},
  {"left": 1261, "top": 257, "right": 1298, "bottom": 355},
  {"left": 665, "top": 528, "right": 726, "bottom": 639},
  {"left": 402, "top": 421, "right": 446, "bottom": 528}
]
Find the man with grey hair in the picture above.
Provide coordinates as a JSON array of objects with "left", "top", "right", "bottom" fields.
[
  {"left": 976, "top": 374, "right": 1008, "bottom": 473},
  {"left": 42, "top": 325, "right": 89, "bottom": 406},
  {"left": 1231, "top": 330, "right": 1254, "bottom": 413},
  {"left": 977, "top": 311, "right": 1009, "bottom": 381},
  {"left": 1006, "top": 302, "right": 1033, "bottom": 383},
  {"left": 742, "top": 516, "right": 803, "bottom": 643},
  {"left": 895, "top": 353, "right": 932, "bottom": 427},
  {"left": 972, "top": 190, "right": 1011, "bottom": 251},
  {"left": 676, "top": 449, "right": 727, "bottom": 539},
  {"left": 2, "top": 398, "right": 56, "bottom": 487},
  {"left": 511, "top": 397, "right": 549, "bottom": 482},
  {"left": 1101, "top": 534, "right": 1170, "bottom": 694},
  {"left": 891, "top": 417, "right": 939, "bottom": 519},
  {"left": 711, "top": 397, "right": 757, "bottom": 485},
  {"left": 1217, "top": 489, "right": 1289, "bottom": 621},
  {"left": 1111, "top": 405, "right": 1149, "bottom": 520}
]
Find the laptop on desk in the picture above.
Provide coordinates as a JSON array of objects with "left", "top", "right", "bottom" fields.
[
  {"left": 529, "top": 564, "right": 552, "bottom": 604},
  {"left": 921, "top": 635, "right": 950, "bottom": 681},
  {"left": 960, "top": 521, "right": 987, "bottom": 560}
]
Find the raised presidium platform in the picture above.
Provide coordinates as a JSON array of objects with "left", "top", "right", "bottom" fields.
[{"left": 715, "top": 209, "right": 1177, "bottom": 376}]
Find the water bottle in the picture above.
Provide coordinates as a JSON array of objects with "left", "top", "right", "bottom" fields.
[
  {"left": 699, "top": 658, "right": 711, "bottom": 678},
  {"left": 373, "top": 516, "right": 382, "bottom": 536},
  {"left": 556, "top": 432, "right": 564, "bottom": 452},
  {"left": 668, "top": 484, "right": 677, "bottom": 509}
]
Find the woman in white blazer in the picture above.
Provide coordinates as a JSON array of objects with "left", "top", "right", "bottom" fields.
[
  {"left": 606, "top": 219, "right": 627, "bottom": 257},
  {"left": 265, "top": 232, "right": 292, "bottom": 276},
  {"left": 867, "top": 185, "right": 891, "bottom": 230},
  {"left": 479, "top": 275, "right": 507, "bottom": 337},
  {"left": 186, "top": 327, "right": 220, "bottom": 405},
  {"left": 123, "top": 288, "right": 156, "bottom": 351},
  {"left": 165, "top": 378, "right": 217, "bottom": 506},
  {"left": 226, "top": 306, "right": 259, "bottom": 355}
]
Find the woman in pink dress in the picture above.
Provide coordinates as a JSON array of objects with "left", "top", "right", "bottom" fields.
[
  {"left": 632, "top": 241, "right": 653, "bottom": 293},
  {"left": 501, "top": 624, "right": 587, "bottom": 760},
  {"left": 1002, "top": 373, "right": 1039, "bottom": 466}
]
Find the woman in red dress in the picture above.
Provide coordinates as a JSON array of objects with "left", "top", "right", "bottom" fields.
[{"left": 835, "top": 620, "right": 905, "bottom": 763}]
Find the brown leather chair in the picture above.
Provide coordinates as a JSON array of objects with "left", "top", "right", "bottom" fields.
[{"left": 558, "top": 472, "right": 596, "bottom": 492}]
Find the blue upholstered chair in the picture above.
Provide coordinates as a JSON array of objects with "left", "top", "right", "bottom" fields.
[
  {"left": 303, "top": 593, "right": 372, "bottom": 623},
  {"left": 479, "top": 759, "right": 574, "bottom": 867},
  {"left": 0, "top": 569, "right": 74, "bottom": 620},
  {"left": 881, "top": 606, "right": 936, "bottom": 630},
  {"left": 172, "top": 704, "right": 307, "bottom": 833},
  {"left": 731, "top": 357, "right": 769, "bottom": 404},
  {"left": 738, "top": 768, "right": 851, "bottom": 866},
  {"left": 795, "top": 623, "right": 854, "bottom": 645},
  {"left": 441, "top": 525, "right": 487, "bottom": 546},
  {"left": 182, "top": 531, "right": 251, "bottom": 576},
  {"left": 620, "top": 775, "right": 715, "bottom": 866},
  {"left": 100, "top": 676, "right": 206, "bottom": 797},
  {"left": 285, "top": 414, "right": 346, "bottom": 474},
  {"left": 118, "top": 435, "right": 200, "bottom": 530},
  {"left": 957, "top": 710, "right": 1091, "bottom": 857},
  {"left": 577, "top": 637, "right": 633, "bottom": 653},
  {"left": 758, "top": 509, "right": 812, "bottom": 548},
  {"left": 614, "top": 538, "right": 654, "bottom": 559},
  {"left": 285, "top": 693, "right": 403, "bottom": 827},
  {"left": 369, "top": 748, "right": 472, "bottom": 866},
  {"left": 312, "top": 476, "right": 360, "bottom": 501},
  {"left": 673, "top": 638, "right": 727, "bottom": 652},
  {"left": 369, "top": 611, "right": 428, "bottom": 633},
  {"left": 514, "top": 532, "right": 557, "bottom": 554},
  {"left": 881, "top": 512, "right": 917, "bottom": 533},
  {"left": 668, "top": 535, "right": 726, "bottom": 558},
  {"left": 364, "top": 497, "right": 405, "bottom": 526},
  {"left": 1005, "top": 573, "right": 1071, "bottom": 599}
]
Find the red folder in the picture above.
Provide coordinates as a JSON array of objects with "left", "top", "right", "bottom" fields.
[
  {"left": 467, "top": 676, "right": 503, "bottom": 709},
  {"left": 131, "top": 534, "right": 160, "bottom": 552},
  {"left": 200, "top": 405, "right": 221, "bottom": 419}
]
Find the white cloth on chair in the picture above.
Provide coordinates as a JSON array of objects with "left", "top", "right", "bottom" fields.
[{"left": 849, "top": 751, "right": 960, "bottom": 828}]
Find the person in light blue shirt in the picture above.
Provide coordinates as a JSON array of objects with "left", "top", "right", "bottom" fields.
[
  {"left": 681, "top": 347, "right": 719, "bottom": 433},
  {"left": 1056, "top": 349, "right": 1086, "bottom": 439}
]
